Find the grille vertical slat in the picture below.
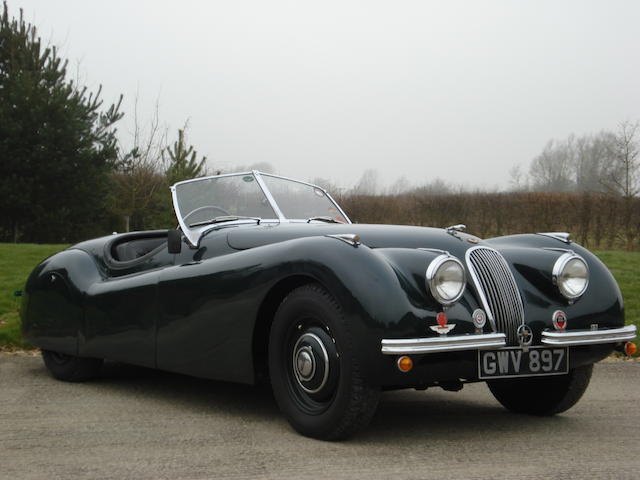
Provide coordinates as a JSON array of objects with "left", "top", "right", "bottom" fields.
[
  {"left": 486, "top": 251, "right": 518, "bottom": 324},
  {"left": 466, "top": 247, "right": 524, "bottom": 345}
]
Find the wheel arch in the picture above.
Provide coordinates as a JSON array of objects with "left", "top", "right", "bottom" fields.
[{"left": 252, "top": 274, "right": 324, "bottom": 384}]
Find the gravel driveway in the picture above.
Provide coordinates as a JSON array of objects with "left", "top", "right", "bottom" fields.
[{"left": 1, "top": 354, "right": 638, "bottom": 479}]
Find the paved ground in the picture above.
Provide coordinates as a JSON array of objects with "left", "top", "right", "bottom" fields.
[{"left": 1, "top": 354, "right": 638, "bottom": 480}]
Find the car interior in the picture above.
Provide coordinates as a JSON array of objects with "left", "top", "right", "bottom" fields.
[{"left": 108, "top": 231, "right": 169, "bottom": 263}]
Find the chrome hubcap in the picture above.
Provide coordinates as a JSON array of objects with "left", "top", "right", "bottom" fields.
[
  {"left": 295, "top": 347, "right": 315, "bottom": 380},
  {"left": 292, "top": 332, "right": 330, "bottom": 394}
]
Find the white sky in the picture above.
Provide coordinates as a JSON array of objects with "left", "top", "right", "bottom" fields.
[{"left": 10, "top": 0, "right": 640, "bottom": 191}]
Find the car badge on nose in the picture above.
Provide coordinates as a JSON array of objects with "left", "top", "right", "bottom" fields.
[
  {"left": 430, "top": 312, "right": 456, "bottom": 335},
  {"left": 472, "top": 309, "right": 487, "bottom": 330},
  {"left": 517, "top": 324, "right": 533, "bottom": 351},
  {"left": 552, "top": 310, "right": 567, "bottom": 330}
]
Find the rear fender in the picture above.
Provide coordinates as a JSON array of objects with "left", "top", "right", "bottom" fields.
[{"left": 21, "top": 249, "right": 101, "bottom": 355}]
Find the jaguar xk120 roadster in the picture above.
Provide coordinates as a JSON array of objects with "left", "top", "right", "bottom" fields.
[{"left": 22, "top": 171, "right": 637, "bottom": 439}]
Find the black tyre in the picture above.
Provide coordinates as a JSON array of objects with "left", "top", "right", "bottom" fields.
[
  {"left": 268, "top": 284, "right": 380, "bottom": 440},
  {"left": 41, "top": 350, "right": 103, "bottom": 382},
  {"left": 487, "top": 364, "right": 593, "bottom": 415}
]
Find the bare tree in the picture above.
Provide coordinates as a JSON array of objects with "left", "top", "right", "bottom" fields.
[
  {"left": 109, "top": 96, "right": 168, "bottom": 231},
  {"left": 353, "top": 169, "right": 379, "bottom": 195},
  {"left": 411, "top": 178, "right": 453, "bottom": 195},
  {"left": 602, "top": 120, "right": 640, "bottom": 198},
  {"left": 390, "top": 176, "right": 410, "bottom": 195},
  {"left": 574, "top": 131, "right": 615, "bottom": 192},
  {"left": 529, "top": 139, "right": 575, "bottom": 192},
  {"left": 508, "top": 164, "right": 527, "bottom": 191}
]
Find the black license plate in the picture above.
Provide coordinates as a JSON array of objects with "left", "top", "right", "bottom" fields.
[{"left": 478, "top": 347, "right": 569, "bottom": 379}]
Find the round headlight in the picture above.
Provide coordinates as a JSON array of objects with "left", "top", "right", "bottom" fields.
[
  {"left": 553, "top": 252, "right": 589, "bottom": 300},
  {"left": 426, "top": 255, "right": 466, "bottom": 305}
]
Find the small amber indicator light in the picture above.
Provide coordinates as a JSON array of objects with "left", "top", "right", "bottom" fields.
[
  {"left": 624, "top": 342, "right": 637, "bottom": 356},
  {"left": 397, "top": 356, "right": 413, "bottom": 372}
]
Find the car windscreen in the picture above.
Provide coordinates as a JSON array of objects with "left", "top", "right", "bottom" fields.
[
  {"left": 174, "top": 174, "right": 276, "bottom": 226},
  {"left": 260, "top": 174, "right": 346, "bottom": 222}
]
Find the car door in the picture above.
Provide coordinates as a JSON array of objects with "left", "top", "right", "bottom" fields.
[{"left": 80, "top": 242, "right": 175, "bottom": 368}]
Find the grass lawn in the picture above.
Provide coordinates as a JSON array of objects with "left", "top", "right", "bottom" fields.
[
  {"left": 594, "top": 251, "right": 640, "bottom": 336},
  {"left": 0, "top": 244, "right": 638, "bottom": 354}
]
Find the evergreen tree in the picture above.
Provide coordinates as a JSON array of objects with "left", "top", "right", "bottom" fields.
[
  {"left": 163, "top": 128, "right": 207, "bottom": 185},
  {"left": 0, "top": 2, "right": 123, "bottom": 242}
]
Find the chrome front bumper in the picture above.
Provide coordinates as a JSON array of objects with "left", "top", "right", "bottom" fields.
[
  {"left": 381, "top": 332, "right": 506, "bottom": 355},
  {"left": 541, "top": 325, "right": 637, "bottom": 346},
  {"left": 381, "top": 325, "right": 637, "bottom": 355}
]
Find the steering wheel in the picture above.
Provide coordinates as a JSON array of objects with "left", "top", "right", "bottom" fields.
[{"left": 183, "top": 205, "right": 230, "bottom": 225}]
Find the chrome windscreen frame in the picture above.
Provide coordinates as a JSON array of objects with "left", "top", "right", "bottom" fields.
[
  {"left": 257, "top": 172, "right": 351, "bottom": 225},
  {"left": 171, "top": 170, "right": 351, "bottom": 247}
]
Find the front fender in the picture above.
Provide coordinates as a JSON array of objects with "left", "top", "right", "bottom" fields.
[
  {"left": 486, "top": 234, "right": 624, "bottom": 335},
  {"left": 155, "top": 235, "right": 449, "bottom": 384}
]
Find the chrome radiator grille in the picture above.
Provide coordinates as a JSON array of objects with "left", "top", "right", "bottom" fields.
[{"left": 466, "top": 247, "right": 524, "bottom": 345}]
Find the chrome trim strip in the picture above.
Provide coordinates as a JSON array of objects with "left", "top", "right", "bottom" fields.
[
  {"left": 172, "top": 171, "right": 254, "bottom": 186},
  {"left": 170, "top": 184, "right": 199, "bottom": 247},
  {"left": 258, "top": 171, "right": 326, "bottom": 189},
  {"left": 324, "top": 190, "right": 352, "bottom": 224},
  {"left": 381, "top": 333, "right": 506, "bottom": 355},
  {"left": 541, "top": 325, "right": 637, "bottom": 346},
  {"left": 537, "top": 232, "right": 572, "bottom": 243},
  {"left": 326, "top": 233, "right": 361, "bottom": 247}
]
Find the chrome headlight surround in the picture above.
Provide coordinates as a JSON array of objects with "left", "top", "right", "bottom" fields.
[
  {"left": 426, "top": 254, "right": 466, "bottom": 306},
  {"left": 552, "top": 252, "right": 589, "bottom": 301}
]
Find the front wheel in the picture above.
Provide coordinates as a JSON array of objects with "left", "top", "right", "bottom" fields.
[
  {"left": 41, "top": 350, "right": 103, "bottom": 382},
  {"left": 487, "top": 364, "right": 593, "bottom": 415},
  {"left": 268, "top": 284, "right": 380, "bottom": 440}
]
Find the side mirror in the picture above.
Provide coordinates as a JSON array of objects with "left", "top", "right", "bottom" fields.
[{"left": 167, "top": 229, "right": 182, "bottom": 254}]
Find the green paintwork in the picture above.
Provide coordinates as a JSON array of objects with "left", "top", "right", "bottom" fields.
[{"left": 21, "top": 223, "right": 624, "bottom": 388}]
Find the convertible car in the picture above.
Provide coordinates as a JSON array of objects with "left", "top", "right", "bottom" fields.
[{"left": 22, "top": 171, "right": 637, "bottom": 439}]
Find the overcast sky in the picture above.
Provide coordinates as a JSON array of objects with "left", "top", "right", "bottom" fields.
[{"left": 10, "top": 0, "right": 640, "bottom": 191}]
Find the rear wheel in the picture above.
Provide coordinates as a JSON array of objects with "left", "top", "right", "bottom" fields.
[
  {"left": 487, "top": 364, "right": 593, "bottom": 415},
  {"left": 268, "top": 284, "right": 380, "bottom": 440},
  {"left": 41, "top": 350, "right": 103, "bottom": 382}
]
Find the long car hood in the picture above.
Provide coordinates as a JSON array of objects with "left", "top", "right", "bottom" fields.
[{"left": 226, "top": 223, "right": 483, "bottom": 256}]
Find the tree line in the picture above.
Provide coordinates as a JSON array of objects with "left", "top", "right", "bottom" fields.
[
  {"left": 336, "top": 122, "right": 640, "bottom": 250},
  {"left": 340, "top": 191, "right": 640, "bottom": 251},
  {"left": 1, "top": 2, "right": 638, "bottom": 248},
  {"left": 513, "top": 122, "right": 639, "bottom": 197}
]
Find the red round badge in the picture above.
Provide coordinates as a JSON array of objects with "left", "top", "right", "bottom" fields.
[{"left": 552, "top": 310, "right": 567, "bottom": 330}]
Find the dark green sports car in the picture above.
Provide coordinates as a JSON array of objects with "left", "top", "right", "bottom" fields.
[{"left": 21, "top": 171, "right": 637, "bottom": 439}]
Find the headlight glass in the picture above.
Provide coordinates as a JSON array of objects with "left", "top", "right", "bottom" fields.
[
  {"left": 426, "top": 255, "right": 466, "bottom": 305},
  {"left": 554, "top": 253, "right": 589, "bottom": 300}
]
